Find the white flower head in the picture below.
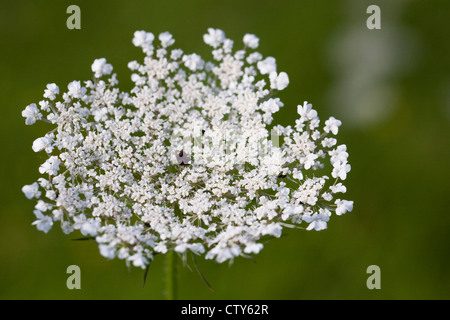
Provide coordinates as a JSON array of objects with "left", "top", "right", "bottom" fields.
[
  {"left": 322, "top": 137, "right": 337, "bottom": 148},
  {"left": 223, "top": 39, "right": 234, "bottom": 53},
  {"left": 132, "top": 30, "right": 154, "bottom": 48},
  {"left": 93, "top": 107, "right": 108, "bottom": 122},
  {"left": 67, "top": 80, "right": 87, "bottom": 98},
  {"left": 324, "top": 116, "right": 342, "bottom": 135},
  {"left": 292, "top": 168, "right": 303, "bottom": 180},
  {"left": 203, "top": 28, "right": 225, "bottom": 48},
  {"left": 330, "top": 183, "right": 347, "bottom": 194},
  {"left": 257, "top": 56, "right": 277, "bottom": 75},
  {"left": 182, "top": 53, "right": 204, "bottom": 71},
  {"left": 22, "top": 103, "right": 42, "bottom": 125},
  {"left": 246, "top": 52, "right": 262, "bottom": 64},
  {"left": 32, "top": 136, "right": 53, "bottom": 153},
  {"left": 32, "top": 210, "right": 53, "bottom": 233},
  {"left": 99, "top": 244, "right": 116, "bottom": 259},
  {"left": 335, "top": 199, "right": 354, "bottom": 215},
  {"left": 282, "top": 205, "right": 303, "bottom": 221},
  {"left": 80, "top": 219, "right": 100, "bottom": 237},
  {"left": 22, "top": 182, "right": 41, "bottom": 199},
  {"left": 297, "top": 101, "right": 318, "bottom": 121},
  {"left": 22, "top": 28, "right": 353, "bottom": 268},
  {"left": 302, "top": 153, "right": 318, "bottom": 170},
  {"left": 39, "top": 156, "right": 61, "bottom": 176},
  {"left": 332, "top": 160, "right": 351, "bottom": 180},
  {"left": 303, "top": 209, "right": 331, "bottom": 231},
  {"left": 91, "top": 58, "right": 113, "bottom": 78},
  {"left": 159, "top": 31, "right": 175, "bottom": 48},
  {"left": 244, "top": 242, "right": 263, "bottom": 254},
  {"left": 269, "top": 71, "right": 289, "bottom": 91},
  {"left": 35, "top": 200, "right": 53, "bottom": 212},
  {"left": 243, "top": 33, "right": 259, "bottom": 49},
  {"left": 43, "top": 83, "right": 59, "bottom": 100},
  {"left": 330, "top": 145, "right": 349, "bottom": 165},
  {"left": 170, "top": 49, "right": 183, "bottom": 60},
  {"left": 128, "top": 252, "right": 148, "bottom": 269}
]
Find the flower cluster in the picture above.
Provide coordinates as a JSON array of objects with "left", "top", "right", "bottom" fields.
[{"left": 22, "top": 28, "right": 353, "bottom": 267}]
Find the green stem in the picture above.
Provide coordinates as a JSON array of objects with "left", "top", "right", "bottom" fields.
[{"left": 165, "top": 250, "right": 177, "bottom": 300}]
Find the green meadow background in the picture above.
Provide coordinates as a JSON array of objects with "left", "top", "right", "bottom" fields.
[{"left": 1, "top": 0, "right": 449, "bottom": 299}]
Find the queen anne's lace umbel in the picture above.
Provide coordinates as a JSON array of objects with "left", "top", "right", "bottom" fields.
[{"left": 22, "top": 28, "right": 353, "bottom": 267}]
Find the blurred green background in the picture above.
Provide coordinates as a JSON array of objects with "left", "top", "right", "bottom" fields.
[{"left": 1, "top": 0, "right": 449, "bottom": 299}]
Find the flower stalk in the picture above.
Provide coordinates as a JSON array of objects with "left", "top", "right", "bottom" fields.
[{"left": 165, "top": 250, "right": 177, "bottom": 300}]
